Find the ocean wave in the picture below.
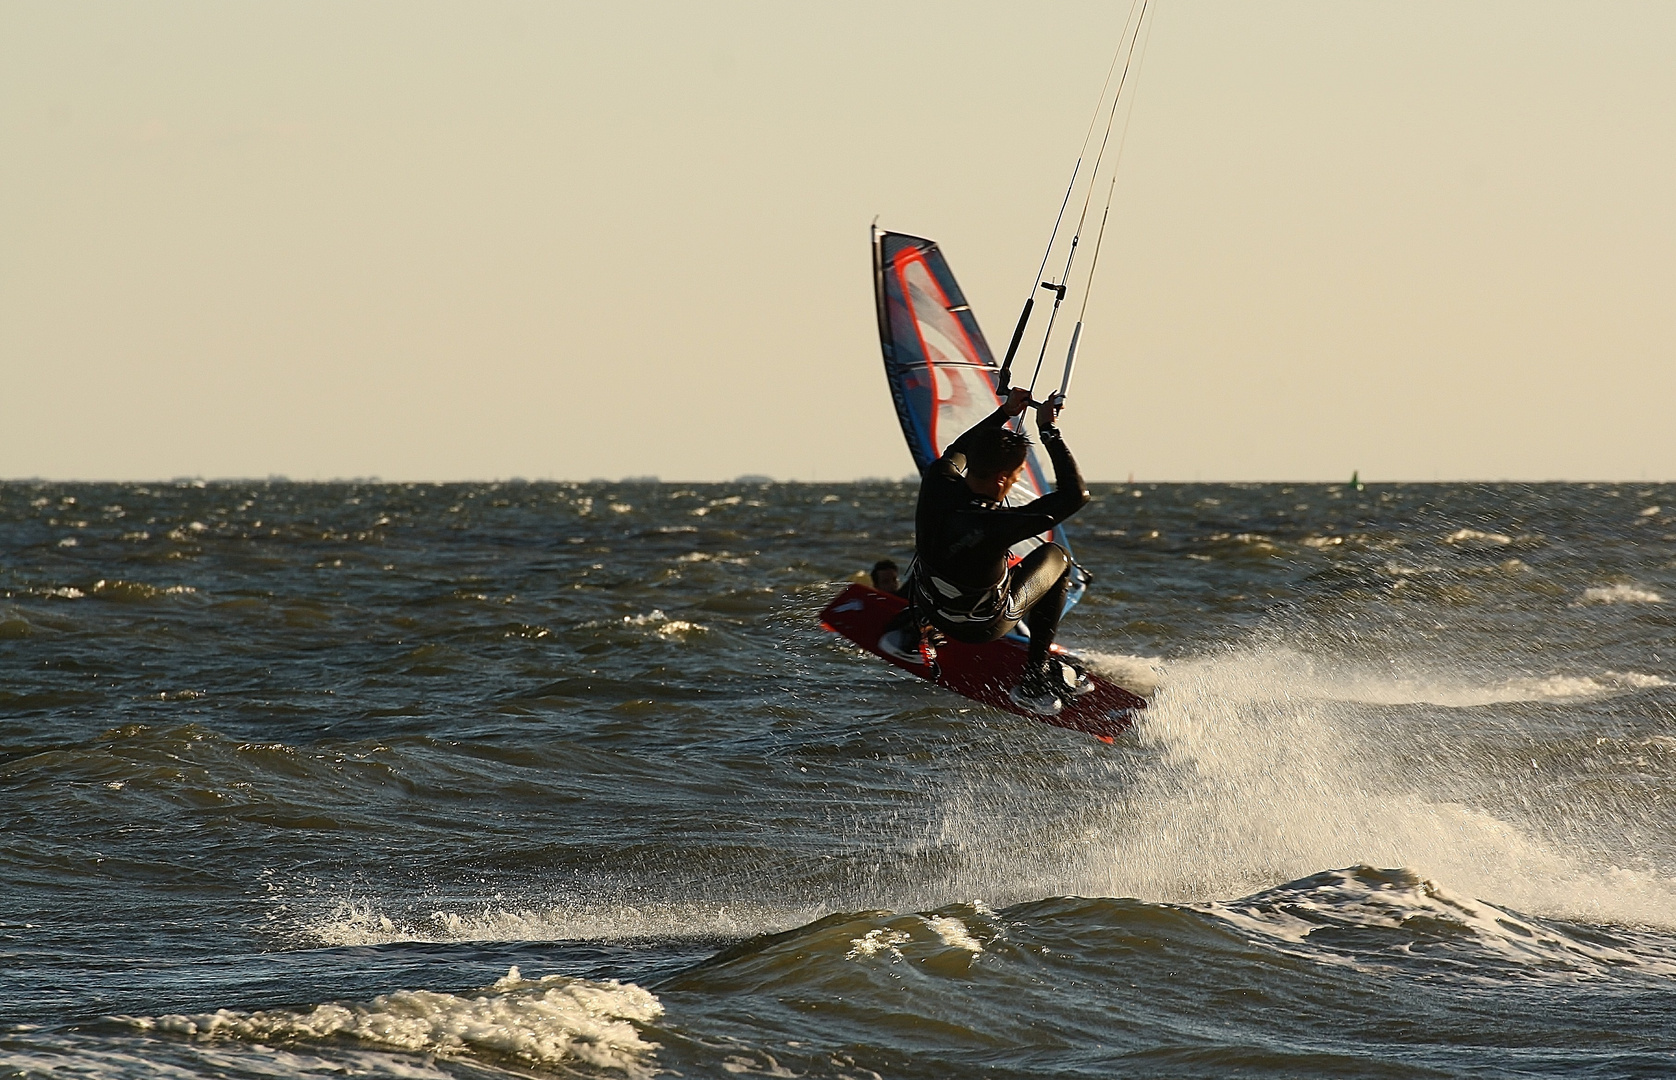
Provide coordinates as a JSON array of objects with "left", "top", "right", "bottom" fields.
[
  {"left": 676, "top": 551, "right": 752, "bottom": 565},
  {"left": 841, "top": 908, "right": 991, "bottom": 964},
  {"left": 658, "top": 876, "right": 1676, "bottom": 1030},
  {"left": 0, "top": 1035, "right": 461, "bottom": 1080},
  {"left": 0, "top": 607, "right": 39, "bottom": 639},
  {"left": 303, "top": 898, "right": 815, "bottom": 947},
  {"left": 1442, "top": 527, "right": 1512, "bottom": 546},
  {"left": 1578, "top": 583, "right": 1664, "bottom": 605},
  {"left": 1205, "top": 866, "right": 1676, "bottom": 983},
  {"left": 600, "top": 609, "right": 712, "bottom": 638},
  {"left": 567, "top": 609, "right": 715, "bottom": 642},
  {"left": 118, "top": 968, "right": 662, "bottom": 1076}
]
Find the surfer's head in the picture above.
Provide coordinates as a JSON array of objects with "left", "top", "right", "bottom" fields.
[
  {"left": 870, "top": 559, "right": 900, "bottom": 593},
  {"left": 963, "top": 428, "right": 1031, "bottom": 501}
]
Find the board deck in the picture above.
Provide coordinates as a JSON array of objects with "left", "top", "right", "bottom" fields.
[{"left": 819, "top": 583, "right": 1145, "bottom": 741}]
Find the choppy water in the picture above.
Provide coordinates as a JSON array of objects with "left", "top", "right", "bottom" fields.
[{"left": 3, "top": 480, "right": 1674, "bottom": 1078}]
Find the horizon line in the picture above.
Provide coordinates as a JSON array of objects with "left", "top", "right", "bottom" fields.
[{"left": 2, "top": 476, "right": 1671, "bottom": 487}]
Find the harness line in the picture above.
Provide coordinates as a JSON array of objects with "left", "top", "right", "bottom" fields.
[
  {"left": 997, "top": 0, "right": 1146, "bottom": 396},
  {"left": 1025, "top": 0, "right": 1152, "bottom": 403},
  {"left": 1057, "top": 2, "right": 1158, "bottom": 404}
]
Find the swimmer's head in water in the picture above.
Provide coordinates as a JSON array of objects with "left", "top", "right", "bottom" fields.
[{"left": 870, "top": 559, "right": 900, "bottom": 593}]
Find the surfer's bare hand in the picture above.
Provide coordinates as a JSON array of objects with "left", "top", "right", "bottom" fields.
[
  {"left": 1037, "top": 393, "right": 1064, "bottom": 428},
  {"left": 1002, "top": 388, "right": 1032, "bottom": 417}
]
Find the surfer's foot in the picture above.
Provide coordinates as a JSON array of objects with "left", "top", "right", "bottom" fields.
[
  {"left": 879, "top": 626, "right": 931, "bottom": 666},
  {"left": 1008, "top": 669, "right": 1064, "bottom": 717},
  {"left": 1055, "top": 657, "right": 1096, "bottom": 698}
]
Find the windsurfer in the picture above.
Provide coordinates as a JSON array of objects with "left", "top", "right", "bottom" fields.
[
  {"left": 880, "top": 387, "right": 1092, "bottom": 716},
  {"left": 869, "top": 559, "right": 904, "bottom": 596}
]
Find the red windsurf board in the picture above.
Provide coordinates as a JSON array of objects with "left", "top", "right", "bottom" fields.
[{"left": 818, "top": 583, "right": 1145, "bottom": 741}]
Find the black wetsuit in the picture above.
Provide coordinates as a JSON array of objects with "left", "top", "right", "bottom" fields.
[{"left": 909, "top": 406, "right": 1089, "bottom": 674}]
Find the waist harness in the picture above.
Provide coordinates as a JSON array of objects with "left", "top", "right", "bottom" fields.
[{"left": 909, "top": 559, "right": 1009, "bottom": 626}]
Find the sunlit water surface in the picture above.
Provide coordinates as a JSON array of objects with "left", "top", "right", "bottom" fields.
[{"left": 3, "top": 480, "right": 1674, "bottom": 1078}]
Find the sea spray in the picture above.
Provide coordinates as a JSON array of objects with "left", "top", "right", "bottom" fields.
[{"left": 997, "top": 644, "right": 1676, "bottom": 925}]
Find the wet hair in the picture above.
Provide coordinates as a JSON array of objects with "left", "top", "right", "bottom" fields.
[
  {"left": 964, "top": 427, "right": 1031, "bottom": 480},
  {"left": 871, "top": 559, "right": 898, "bottom": 575}
]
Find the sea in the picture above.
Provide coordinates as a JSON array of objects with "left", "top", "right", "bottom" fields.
[{"left": 2, "top": 479, "right": 1674, "bottom": 1079}]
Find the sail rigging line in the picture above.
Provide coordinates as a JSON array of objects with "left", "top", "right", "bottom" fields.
[
  {"left": 1077, "top": 181, "right": 1118, "bottom": 325},
  {"left": 1019, "top": 0, "right": 1153, "bottom": 405},
  {"left": 1059, "top": 3, "right": 1158, "bottom": 403},
  {"left": 996, "top": 0, "right": 1146, "bottom": 395},
  {"left": 1057, "top": 181, "right": 1116, "bottom": 401},
  {"left": 1077, "top": 0, "right": 1158, "bottom": 328},
  {"left": 1025, "top": 0, "right": 1146, "bottom": 405},
  {"left": 1068, "top": 0, "right": 1151, "bottom": 263}
]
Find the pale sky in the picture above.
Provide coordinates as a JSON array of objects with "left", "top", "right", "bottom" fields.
[{"left": 3, "top": 1, "right": 1672, "bottom": 482}]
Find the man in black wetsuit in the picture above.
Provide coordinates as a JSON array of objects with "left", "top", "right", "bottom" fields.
[{"left": 880, "top": 387, "right": 1091, "bottom": 716}]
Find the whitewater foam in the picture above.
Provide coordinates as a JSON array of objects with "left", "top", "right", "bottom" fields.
[
  {"left": 600, "top": 609, "right": 712, "bottom": 636},
  {"left": 843, "top": 909, "right": 991, "bottom": 963},
  {"left": 1443, "top": 528, "right": 1513, "bottom": 546},
  {"left": 1578, "top": 583, "right": 1664, "bottom": 605},
  {"left": 845, "top": 927, "right": 911, "bottom": 960},
  {"left": 120, "top": 968, "right": 661, "bottom": 1076},
  {"left": 0, "top": 1038, "right": 458, "bottom": 1080},
  {"left": 925, "top": 914, "right": 985, "bottom": 954}
]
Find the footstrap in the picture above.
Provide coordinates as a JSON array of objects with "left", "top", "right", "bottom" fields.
[{"left": 914, "top": 610, "right": 942, "bottom": 678}]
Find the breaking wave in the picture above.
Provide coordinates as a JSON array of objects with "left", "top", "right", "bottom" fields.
[{"left": 119, "top": 968, "right": 661, "bottom": 1077}]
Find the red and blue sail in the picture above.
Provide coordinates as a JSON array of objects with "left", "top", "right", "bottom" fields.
[{"left": 872, "top": 228, "right": 1088, "bottom": 613}]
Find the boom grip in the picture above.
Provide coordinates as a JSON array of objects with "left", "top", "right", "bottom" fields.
[
  {"left": 1059, "top": 322, "right": 1083, "bottom": 399},
  {"left": 997, "top": 296, "right": 1034, "bottom": 391}
]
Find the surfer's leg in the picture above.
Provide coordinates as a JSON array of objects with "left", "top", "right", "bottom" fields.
[
  {"left": 878, "top": 574, "right": 950, "bottom": 667},
  {"left": 1006, "top": 543, "right": 1071, "bottom": 675},
  {"left": 1001, "top": 544, "right": 1072, "bottom": 716},
  {"left": 997, "top": 545, "right": 1072, "bottom": 716},
  {"left": 998, "top": 543, "right": 1065, "bottom": 697},
  {"left": 1007, "top": 547, "right": 1094, "bottom": 703}
]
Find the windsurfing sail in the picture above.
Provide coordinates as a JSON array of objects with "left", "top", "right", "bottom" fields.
[{"left": 872, "top": 227, "right": 1089, "bottom": 612}]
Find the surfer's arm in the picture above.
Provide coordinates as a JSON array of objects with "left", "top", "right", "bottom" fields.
[
  {"left": 941, "top": 409, "right": 1006, "bottom": 466},
  {"left": 940, "top": 390, "right": 1032, "bottom": 467},
  {"left": 933, "top": 407, "right": 1011, "bottom": 481},
  {"left": 1013, "top": 421, "right": 1090, "bottom": 526}
]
